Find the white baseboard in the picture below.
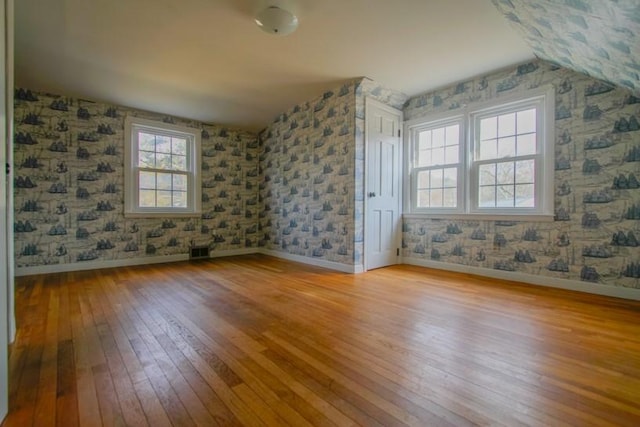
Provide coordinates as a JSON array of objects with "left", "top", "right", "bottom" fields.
[
  {"left": 259, "top": 249, "right": 361, "bottom": 273},
  {"left": 15, "top": 250, "right": 639, "bottom": 301},
  {"left": 210, "top": 248, "right": 258, "bottom": 258},
  {"left": 15, "top": 248, "right": 259, "bottom": 277},
  {"left": 402, "top": 257, "right": 640, "bottom": 301},
  {"left": 15, "top": 254, "right": 191, "bottom": 276}
]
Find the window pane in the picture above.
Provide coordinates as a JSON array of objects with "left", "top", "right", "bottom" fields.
[
  {"left": 157, "top": 190, "right": 172, "bottom": 207},
  {"left": 479, "top": 164, "right": 495, "bottom": 186},
  {"left": 517, "top": 133, "right": 536, "bottom": 155},
  {"left": 515, "top": 184, "right": 535, "bottom": 207},
  {"left": 445, "top": 145, "right": 458, "bottom": 164},
  {"left": 443, "top": 188, "right": 457, "bottom": 207},
  {"left": 139, "top": 133, "right": 155, "bottom": 151},
  {"left": 139, "top": 189, "right": 156, "bottom": 207},
  {"left": 517, "top": 108, "right": 536, "bottom": 134},
  {"left": 515, "top": 160, "right": 535, "bottom": 184},
  {"left": 432, "top": 148, "right": 445, "bottom": 165},
  {"left": 139, "top": 171, "right": 156, "bottom": 189},
  {"left": 156, "top": 135, "right": 171, "bottom": 153},
  {"left": 418, "top": 170, "right": 429, "bottom": 189},
  {"left": 139, "top": 151, "right": 155, "bottom": 168},
  {"left": 479, "top": 186, "right": 495, "bottom": 207},
  {"left": 419, "top": 130, "right": 432, "bottom": 150},
  {"left": 173, "top": 174, "right": 187, "bottom": 191},
  {"left": 445, "top": 125, "right": 459, "bottom": 146},
  {"left": 156, "top": 153, "right": 172, "bottom": 170},
  {"left": 432, "top": 128, "right": 445, "bottom": 148},
  {"left": 497, "top": 137, "right": 516, "bottom": 157},
  {"left": 430, "top": 188, "right": 443, "bottom": 207},
  {"left": 417, "top": 150, "right": 430, "bottom": 167},
  {"left": 417, "top": 190, "right": 429, "bottom": 207},
  {"left": 496, "top": 162, "right": 515, "bottom": 185},
  {"left": 172, "top": 138, "right": 187, "bottom": 155},
  {"left": 430, "top": 169, "right": 443, "bottom": 188},
  {"left": 157, "top": 173, "right": 172, "bottom": 190},
  {"left": 479, "top": 139, "right": 497, "bottom": 160},
  {"left": 172, "top": 154, "right": 187, "bottom": 171},
  {"left": 498, "top": 113, "right": 516, "bottom": 137},
  {"left": 443, "top": 167, "right": 457, "bottom": 187},
  {"left": 173, "top": 191, "right": 187, "bottom": 208},
  {"left": 480, "top": 117, "right": 497, "bottom": 140},
  {"left": 496, "top": 185, "right": 515, "bottom": 207}
]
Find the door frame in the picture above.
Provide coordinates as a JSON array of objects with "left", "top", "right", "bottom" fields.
[
  {"left": 363, "top": 97, "right": 403, "bottom": 272},
  {"left": 1, "top": 0, "right": 14, "bottom": 422}
]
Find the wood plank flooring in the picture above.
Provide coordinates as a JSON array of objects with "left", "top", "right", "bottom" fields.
[{"left": 3, "top": 254, "right": 640, "bottom": 426}]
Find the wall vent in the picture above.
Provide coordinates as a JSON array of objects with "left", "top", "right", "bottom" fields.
[{"left": 190, "top": 245, "right": 210, "bottom": 260}]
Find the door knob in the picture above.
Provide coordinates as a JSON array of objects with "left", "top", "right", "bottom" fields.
[{"left": 368, "top": 192, "right": 376, "bottom": 198}]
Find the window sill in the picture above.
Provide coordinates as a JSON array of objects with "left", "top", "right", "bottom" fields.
[
  {"left": 124, "top": 211, "right": 202, "bottom": 219},
  {"left": 403, "top": 212, "right": 555, "bottom": 222}
]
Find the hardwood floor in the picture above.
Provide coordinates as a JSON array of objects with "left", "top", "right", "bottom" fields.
[{"left": 3, "top": 254, "right": 640, "bottom": 426}]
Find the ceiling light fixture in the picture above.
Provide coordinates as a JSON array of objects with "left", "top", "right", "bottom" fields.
[{"left": 255, "top": 5, "right": 298, "bottom": 36}]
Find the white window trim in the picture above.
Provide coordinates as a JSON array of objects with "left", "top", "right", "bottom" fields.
[
  {"left": 404, "top": 86, "right": 555, "bottom": 221},
  {"left": 124, "top": 116, "right": 202, "bottom": 218}
]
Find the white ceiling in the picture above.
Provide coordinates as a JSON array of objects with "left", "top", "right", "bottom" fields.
[{"left": 15, "top": 0, "right": 534, "bottom": 131}]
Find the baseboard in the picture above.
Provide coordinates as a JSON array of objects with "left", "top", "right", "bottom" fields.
[
  {"left": 15, "top": 249, "right": 260, "bottom": 277},
  {"left": 210, "top": 248, "right": 258, "bottom": 258},
  {"left": 15, "top": 250, "right": 639, "bottom": 301},
  {"left": 15, "top": 254, "right": 191, "bottom": 276},
  {"left": 402, "top": 257, "right": 640, "bottom": 301},
  {"left": 259, "top": 249, "right": 361, "bottom": 273}
]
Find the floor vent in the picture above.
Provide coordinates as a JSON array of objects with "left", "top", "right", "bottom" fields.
[{"left": 190, "top": 245, "right": 210, "bottom": 260}]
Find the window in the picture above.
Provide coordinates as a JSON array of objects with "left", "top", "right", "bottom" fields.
[
  {"left": 412, "top": 116, "right": 464, "bottom": 212},
  {"left": 405, "top": 87, "right": 554, "bottom": 219},
  {"left": 125, "top": 117, "right": 201, "bottom": 217}
]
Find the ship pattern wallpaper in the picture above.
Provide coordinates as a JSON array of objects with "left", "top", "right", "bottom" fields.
[
  {"left": 403, "top": 60, "right": 640, "bottom": 288},
  {"left": 491, "top": 0, "right": 640, "bottom": 95},
  {"left": 13, "top": 58, "right": 640, "bottom": 288},
  {"left": 13, "top": 90, "right": 259, "bottom": 268},
  {"left": 257, "top": 78, "right": 407, "bottom": 267}
]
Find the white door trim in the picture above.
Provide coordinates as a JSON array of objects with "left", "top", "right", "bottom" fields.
[
  {"left": 6, "top": 0, "right": 14, "bottom": 343},
  {"left": 1, "top": 0, "right": 14, "bottom": 422},
  {"left": 363, "top": 97, "right": 403, "bottom": 272}
]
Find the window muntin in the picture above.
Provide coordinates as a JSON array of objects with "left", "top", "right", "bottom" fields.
[
  {"left": 125, "top": 117, "right": 201, "bottom": 217},
  {"left": 405, "top": 87, "right": 554, "bottom": 218}
]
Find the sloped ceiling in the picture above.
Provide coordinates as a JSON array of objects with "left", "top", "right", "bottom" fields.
[{"left": 492, "top": 0, "right": 640, "bottom": 95}]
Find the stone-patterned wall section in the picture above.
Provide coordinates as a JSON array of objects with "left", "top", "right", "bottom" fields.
[
  {"left": 14, "top": 89, "right": 259, "bottom": 269},
  {"left": 402, "top": 60, "right": 640, "bottom": 288}
]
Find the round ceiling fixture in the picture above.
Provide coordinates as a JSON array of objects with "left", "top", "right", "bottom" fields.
[{"left": 255, "top": 6, "right": 298, "bottom": 36}]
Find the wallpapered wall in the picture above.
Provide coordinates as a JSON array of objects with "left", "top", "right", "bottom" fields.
[
  {"left": 257, "top": 80, "right": 358, "bottom": 265},
  {"left": 14, "top": 60, "right": 640, "bottom": 288},
  {"left": 491, "top": 0, "right": 640, "bottom": 95},
  {"left": 403, "top": 60, "right": 640, "bottom": 288},
  {"left": 13, "top": 90, "right": 259, "bottom": 269},
  {"left": 257, "top": 78, "right": 407, "bottom": 268}
]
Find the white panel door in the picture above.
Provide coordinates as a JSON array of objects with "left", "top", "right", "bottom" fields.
[{"left": 365, "top": 100, "right": 402, "bottom": 270}]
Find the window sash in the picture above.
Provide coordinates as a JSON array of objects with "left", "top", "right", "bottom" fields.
[{"left": 408, "top": 116, "right": 464, "bottom": 213}]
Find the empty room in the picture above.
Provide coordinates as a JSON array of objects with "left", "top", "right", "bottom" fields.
[{"left": 1, "top": 0, "right": 640, "bottom": 425}]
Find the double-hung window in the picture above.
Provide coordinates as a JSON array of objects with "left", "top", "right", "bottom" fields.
[
  {"left": 405, "top": 87, "right": 554, "bottom": 219},
  {"left": 125, "top": 117, "right": 201, "bottom": 217},
  {"left": 411, "top": 116, "right": 464, "bottom": 213}
]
